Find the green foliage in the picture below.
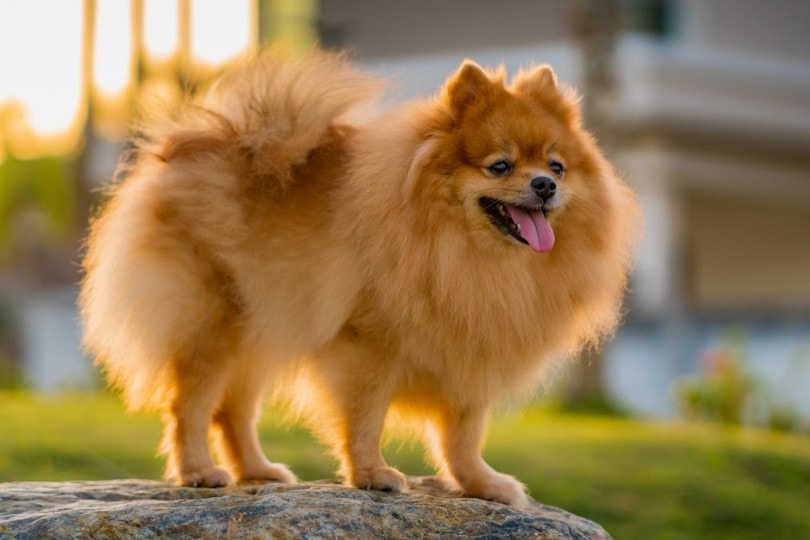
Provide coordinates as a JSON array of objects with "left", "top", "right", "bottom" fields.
[
  {"left": 489, "top": 409, "right": 810, "bottom": 539},
  {"left": 0, "top": 155, "right": 76, "bottom": 260},
  {"left": 0, "top": 392, "right": 161, "bottom": 480},
  {"left": 0, "top": 297, "right": 23, "bottom": 390},
  {"left": 674, "top": 329, "right": 808, "bottom": 433},
  {"left": 547, "top": 390, "right": 629, "bottom": 417},
  {"left": 0, "top": 355, "right": 24, "bottom": 390},
  {"left": 1, "top": 392, "right": 809, "bottom": 539},
  {"left": 674, "top": 332, "right": 755, "bottom": 425}
]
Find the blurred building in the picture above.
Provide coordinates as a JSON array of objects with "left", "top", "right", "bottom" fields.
[
  {"left": 8, "top": 0, "right": 810, "bottom": 420},
  {"left": 318, "top": 0, "right": 810, "bottom": 417}
]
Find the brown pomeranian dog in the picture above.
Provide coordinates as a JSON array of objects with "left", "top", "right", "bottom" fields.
[{"left": 80, "top": 49, "right": 638, "bottom": 508}]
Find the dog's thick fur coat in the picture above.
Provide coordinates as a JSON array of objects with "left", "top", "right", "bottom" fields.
[{"left": 80, "top": 49, "right": 638, "bottom": 507}]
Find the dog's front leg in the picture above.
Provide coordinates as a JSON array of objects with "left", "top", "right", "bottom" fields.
[{"left": 431, "top": 404, "right": 529, "bottom": 508}]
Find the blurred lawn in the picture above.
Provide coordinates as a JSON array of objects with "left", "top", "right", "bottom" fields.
[{"left": 1, "top": 391, "right": 809, "bottom": 539}]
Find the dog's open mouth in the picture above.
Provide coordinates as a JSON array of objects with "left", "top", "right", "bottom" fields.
[{"left": 479, "top": 197, "right": 555, "bottom": 253}]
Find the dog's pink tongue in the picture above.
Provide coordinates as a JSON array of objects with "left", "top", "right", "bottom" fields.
[{"left": 506, "top": 205, "right": 555, "bottom": 253}]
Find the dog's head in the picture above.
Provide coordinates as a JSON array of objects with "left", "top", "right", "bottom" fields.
[{"left": 409, "top": 60, "right": 612, "bottom": 255}]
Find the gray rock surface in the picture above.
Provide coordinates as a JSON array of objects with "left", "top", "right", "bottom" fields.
[{"left": 0, "top": 477, "right": 611, "bottom": 539}]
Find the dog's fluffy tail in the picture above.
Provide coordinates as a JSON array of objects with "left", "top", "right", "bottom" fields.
[
  {"left": 81, "top": 50, "right": 383, "bottom": 410},
  {"left": 138, "top": 48, "right": 385, "bottom": 187}
]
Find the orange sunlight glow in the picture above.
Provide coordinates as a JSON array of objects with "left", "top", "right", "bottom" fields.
[
  {"left": 92, "top": 0, "right": 133, "bottom": 99},
  {"left": 0, "top": 0, "right": 84, "bottom": 156},
  {"left": 143, "top": 0, "right": 179, "bottom": 61},
  {"left": 0, "top": 0, "right": 255, "bottom": 159},
  {"left": 191, "top": 0, "right": 254, "bottom": 67}
]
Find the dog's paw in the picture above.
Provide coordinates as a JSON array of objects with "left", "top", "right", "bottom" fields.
[
  {"left": 350, "top": 465, "right": 407, "bottom": 493},
  {"left": 239, "top": 462, "right": 298, "bottom": 484},
  {"left": 461, "top": 472, "right": 529, "bottom": 508},
  {"left": 179, "top": 466, "right": 233, "bottom": 488}
]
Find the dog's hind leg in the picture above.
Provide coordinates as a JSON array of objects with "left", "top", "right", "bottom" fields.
[
  {"left": 212, "top": 358, "right": 297, "bottom": 484},
  {"left": 161, "top": 360, "right": 233, "bottom": 487},
  {"left": 160, "top": 322, "right": 241, "bottom": 488}
]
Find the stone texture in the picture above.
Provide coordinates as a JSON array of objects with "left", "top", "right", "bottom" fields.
[{"left": 0, "top": 477, "right": 611, "bottom": 539}]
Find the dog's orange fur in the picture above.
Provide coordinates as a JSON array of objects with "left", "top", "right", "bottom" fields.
[{"left": 80, "top": 49, "right": 638, "bottom": 507}]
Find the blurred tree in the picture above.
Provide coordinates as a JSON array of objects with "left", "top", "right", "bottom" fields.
[
  {"left": 573, "top": 0, "right": 619, "bottom": 147},
  {"left": 0, "top": 156, "right": 76, "bottom": 262},
  {"left": 560, "top": 0, "right": 622, "bottom": 412},
  {"left": 258, "top": 0, "right": 318, "bottom": 50},
  {"left": 0, "top": 100, "right": 78, "bottom": 266}
]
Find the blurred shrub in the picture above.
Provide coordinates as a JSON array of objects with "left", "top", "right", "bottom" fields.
[
  {"left": 0, "top": 353, "right": 24, "bottom": 389},
  {"left": 0, "top": 296, "right": 24, "bottom": 389},
  {"left": 674, "top": 328, "right": 808, "bottom": 433},
  {"left": 674, "top": 330, "right": 755, "bottom": 425},
  {"left": 0, "top": 155, "right": 76, "bottom": 261}
]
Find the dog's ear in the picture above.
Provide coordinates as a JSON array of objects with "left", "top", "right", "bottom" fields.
[
  {"left": 513, "top": 64, "right": 582, "bottom": 127},
  {"left": 444, "top": 60, "right": 496, "bottom": 114},
  {"left": 511, "top": 64, "right": 558, "bottom": 99}
]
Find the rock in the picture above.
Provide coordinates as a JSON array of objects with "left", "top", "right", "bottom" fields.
[{"left": 0, "top": 477, "right": 611, "bottom": 539}]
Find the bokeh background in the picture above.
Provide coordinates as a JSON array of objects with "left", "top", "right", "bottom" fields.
[
  {"left": 1, "top": 1, "right": 810, "bottom": 537},
  {"left": 2, "top": 0, "right": 809, "bottom": 425}
]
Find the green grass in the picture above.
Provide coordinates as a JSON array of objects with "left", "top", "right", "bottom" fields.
[{"left": 1, "top": 392, "right": 809, "bottom": 539}]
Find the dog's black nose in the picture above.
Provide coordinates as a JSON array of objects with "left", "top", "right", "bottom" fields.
[{"left": 531, "top": 176, "right": 556, "bottom": 202}]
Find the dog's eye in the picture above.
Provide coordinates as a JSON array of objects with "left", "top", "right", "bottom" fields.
[
  {"left": 487, "top": 160, "right": 512, "bottom": 177},
  {"left": 549, "top": 161, "right": 564, "bottom": 177}
]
